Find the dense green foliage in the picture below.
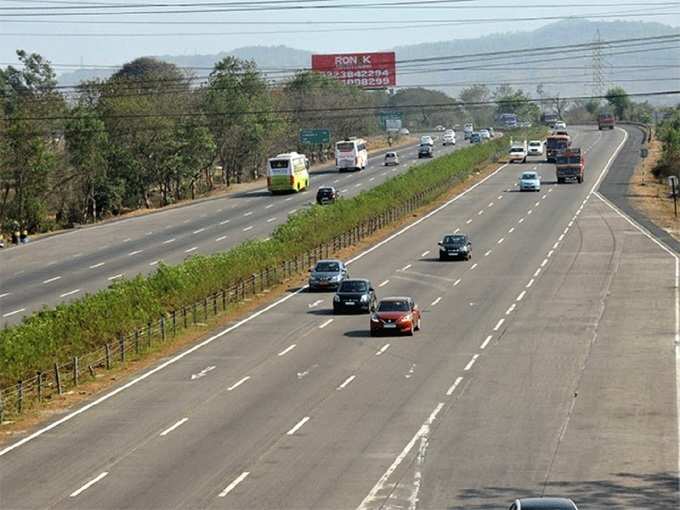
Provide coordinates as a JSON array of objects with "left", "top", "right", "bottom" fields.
[
  {"left": 0, "top": 135, "right": 508, "bottom": 384},
  {"left": 654, "top": 106, "right": 680, "bottom": 179},
  {"left": 0, "top": 52, "right": 386, "bottom": 234}
]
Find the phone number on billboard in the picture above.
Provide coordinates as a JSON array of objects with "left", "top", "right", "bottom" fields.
[{"left": 323, "top": 69, "right": 391, "bottom": 79}]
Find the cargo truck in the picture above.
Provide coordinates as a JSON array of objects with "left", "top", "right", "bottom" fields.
[
  {"left": 546, "top": 133, "right": 571, "bottom": 163},
  {"left": 555, "top": 148, "right": 584, "bottom": 184},
  {"left": 598, "top": 113, "right": 615, "bottom": 130}
]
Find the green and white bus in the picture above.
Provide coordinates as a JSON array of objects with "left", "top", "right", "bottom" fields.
[{"left": 267, "top": 152, "right": 310, "bottom": 193}]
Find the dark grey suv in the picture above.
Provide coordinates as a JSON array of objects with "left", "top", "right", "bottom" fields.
[{"left": 333, "top": 279, "right": 376, "bottom": 314}]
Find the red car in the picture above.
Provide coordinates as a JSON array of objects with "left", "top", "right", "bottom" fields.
[{"left": 370, "top": 297, "right": 421, "bottom": 336}]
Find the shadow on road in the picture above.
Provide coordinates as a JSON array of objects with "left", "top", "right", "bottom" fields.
[{"left": 446, "top": 471, "right": 678, "bottom": 510}]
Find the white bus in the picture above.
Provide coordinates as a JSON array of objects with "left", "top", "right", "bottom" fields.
[
  {"left": 267, "top": 152, "right": 310, "bottom": 193},
  {"left": 335, "top": 138, "right": 368, "bottom": 172}
]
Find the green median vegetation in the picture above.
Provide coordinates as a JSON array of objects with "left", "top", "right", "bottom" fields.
[{"left": 0, "top": 133, "right": 532, "bottom": 387}]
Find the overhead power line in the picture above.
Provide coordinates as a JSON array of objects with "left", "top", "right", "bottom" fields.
[{"left": 5, "top": 89, "right": 680, "bottom": 123}]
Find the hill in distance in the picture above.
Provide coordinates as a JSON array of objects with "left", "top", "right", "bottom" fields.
[{"left": 57, "top": 19, "right": 679, "bottom": 103}]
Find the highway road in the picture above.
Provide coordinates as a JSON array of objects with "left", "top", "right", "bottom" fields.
[
  {"left": 0, "top": 125, "right": 676, "bottom": 509},
  {"left": 0, "top": 135, "right": 461, "bottom": 326}
]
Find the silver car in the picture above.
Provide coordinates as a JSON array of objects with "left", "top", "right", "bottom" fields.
[
  {"left": 509, "top": 497, "right": 578, "bottom": 510},
  {"left": 308, "top": 259, "right": 348, "bottom": 291},
  {"left": 384, "top": 152, "right": 400, "bottom": 166}
]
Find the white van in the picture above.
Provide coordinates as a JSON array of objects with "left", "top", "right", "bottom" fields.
[
  {"left": 335, "top": 138, "right": 368, "bottom": 171},
  {"left": 442, "top": 131, "right": 456, "bottom": 146},
  {"left": 267, "top": 152, "right": 310, "bottom": 193}
]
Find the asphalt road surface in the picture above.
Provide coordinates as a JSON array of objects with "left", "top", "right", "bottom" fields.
[
  {"left": 1, "top": 126, "right": 676, "bottom": 510},
  {"left": 0, "top": 134, "right": 460, "bottom": 326}
]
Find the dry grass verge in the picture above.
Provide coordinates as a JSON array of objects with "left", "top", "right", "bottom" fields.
[{"left": 629, "top": 137, "right": 680, "bottom": 241}]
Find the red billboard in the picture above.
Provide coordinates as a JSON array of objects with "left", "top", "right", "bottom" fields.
[{"left": 311, "top": 51, "right": 396, "bottom": 89}]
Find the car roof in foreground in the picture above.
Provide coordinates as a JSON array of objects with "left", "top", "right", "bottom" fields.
[
  {"left": 316, "top": 258, "right": 342, "bottom": 265},
  {"left": 342, "top": 278, "right": 369, "bottom": 283},
  {"left": 516, "top": 497, "right": 577, "bottom": 509},
  {"left": 379, "top": 296, "right": 411, "bottom": 302}
]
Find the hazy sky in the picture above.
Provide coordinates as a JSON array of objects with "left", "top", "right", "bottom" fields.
[{"left": 1, "top": 0, "right": 679, "bottom": 69}]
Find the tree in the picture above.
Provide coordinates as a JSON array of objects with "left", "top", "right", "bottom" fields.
[
  {"left": 0, "top": 50, "right": 64, "bottom": 232},
  {"left": 204, "top": 57, "right": 275, "bottom": 186},
  {"left": 98, "top": 57, "right": 190, "bottom": 208},
  {"left": 384, "top": 88, "right": 461, "bottom": 130},
  {"left": 605, "top": 86, "right": 631, "bottom": 120},
  {"left": 493, "top": 85, "right": 540, "bottom": 123},
  {"left": 459, "top": 84, "right": 494, "bottom": 127},
  {"left": 64, "top": 105, "right": 109, "bottom": 223}
]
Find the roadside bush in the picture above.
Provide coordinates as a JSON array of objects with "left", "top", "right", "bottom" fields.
[{"left": 0, "top": 133, "right": 528, "bottom": 385}]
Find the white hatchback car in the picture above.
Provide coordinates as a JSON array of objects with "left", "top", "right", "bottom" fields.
[
  {"left": 384, "top": 152, "right": 400, "bottom": 166},
  {"left": 479, "top": 129, "right": 491, "bottom": 140},
  {"left": 528, "top": 140, "right": 544, "bottom": 156}
]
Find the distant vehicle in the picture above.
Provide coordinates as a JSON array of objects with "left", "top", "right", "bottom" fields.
[
  {"left": 553, "top": 120, "right": 567, "bottom": 130},
  {"left": 420, "top": 135, "right": 434, "bottom": 146},
  {"left": 479, "top": 129, "right": 491, "bottom": 140},
  {"left": 485, "top": 127, "right": 496, "bottom": 137},
  {"left": 371, "top": 297, "right": 421, "bottom": 336},
  {"left": 499, "top": 113, "right": 518, "bottom": 128},
  {"left": 463, "top": 123, "right": 474, "bottom": 139},
  {"left": 470, "top": 132, "right": 482, "bottom": 144},
  {"left": 508, "top": 497, "right": 578, "bottom": 510},
  {"left": 434, "top": 125, "right": 446, "bottom": 131},
  {"left": 528, "top": 140, "right": 544, "bottom": 156},
  {"left": 336, "top": 138, "right": 368, "bottom": 172},
  {"left": 267, "top": 152, "right": 310, "bottom": 193},
  {"left": 384, "top": 151, "right": 400, "bottom": 166},
  {"left": 598, "top": 112, "right": 616, "bottom": 130},
  {"left": 442, "top": 131, "right": 456, "bottom": 146},
  {"left": 552, "top": 129, "right": 569, "bottom": 138},
  {"left": 519, "top": 120, "right": 533, "bottom": 128},
  {"left": 399, "top": 127, "right": 410, "bottom": 135},
  {"left": 316, "top": 186, "right": 340, "bottom": 205},
  {"left": 438, "top": 234, "right": 471, "bottom": 260},
  {"left": 546, "top": 133, "right": 571, "bottom": 163},
  {"left": 541, "top": 112, "right": 559, "bottom": 126},
  {"left": 418, "top": 144, "right": 434, "bottom": 158},
  {"left": 308, "top": 259, "right": 348, "bottom": 291},
  {"left": 333, "top": 279, "right": 376, "bottom": 313},
  {"left": 508, "top": 141, "right": 528, "bottom": 163},
  {"left": 519, "top": 171, "right": 541, "bottom": 191},
  {"left": 555, "top": 147, "right": 585, "bottom": 183}
]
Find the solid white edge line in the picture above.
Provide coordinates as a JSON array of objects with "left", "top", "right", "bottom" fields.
[
  {"left": 227, "top": 376, "right": 251, "bottom": 392},
  {"left": 277, "top": 344, "right": 296, "bottom": 356},
  {"left": 286, "top": 416, "right": 310, "bottom": 435},
  {"left": 69, "top": 472, "right": 108, "bottom": 498},
  {"left": 0, "top": 161, "right": 512, "bottom": 458},
  {"left": 592, "top": 191, "right": 680, "bottom": 489},
  {"left": 356, "top": 402, "right": 445, "bottom": 510},
  {"left": 218, "top": 472, "right": 250, "bottom": 498},
  {"left": 446, "top": 376, "right": 463, "bottom": 396},
  {"left": 337, "top": 375, "right": 356, "bottom": 390},
  {"left": 160, "top": 417, "right": 189, "bottom": 437},
  {"left": 2, "top": 308, "right": 25, "bottom": 318}
]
